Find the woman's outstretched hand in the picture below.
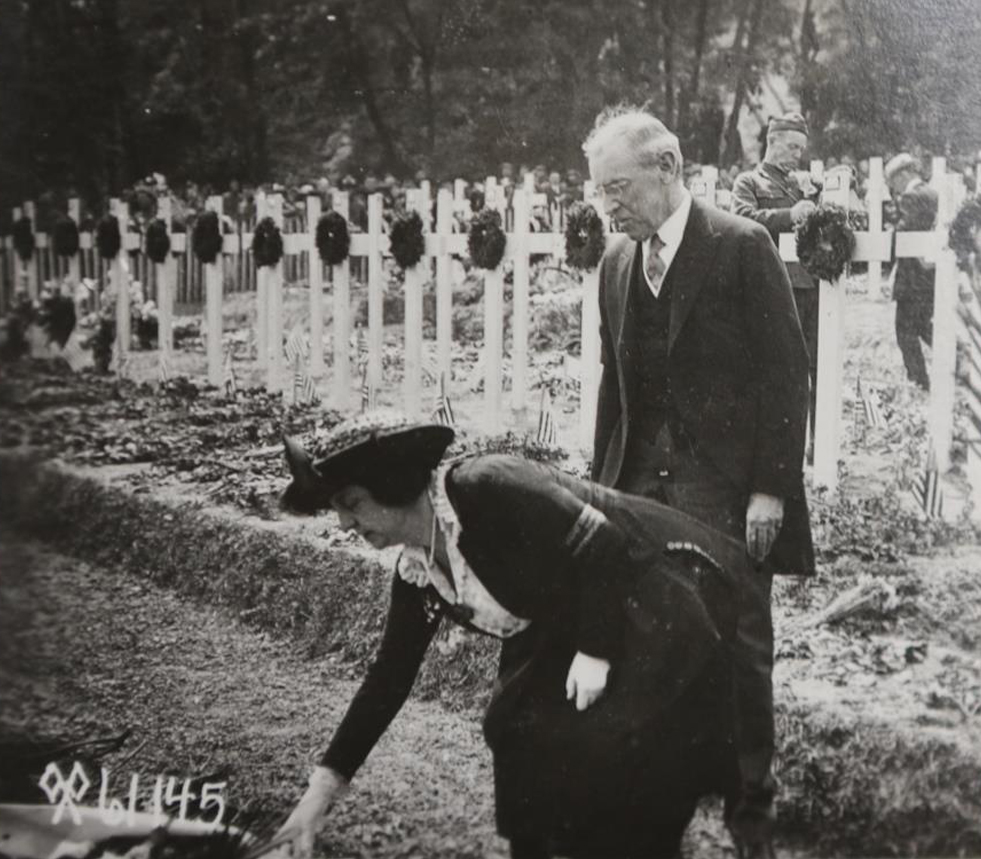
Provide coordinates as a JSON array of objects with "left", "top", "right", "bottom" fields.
[
  {"left": 272, "top": 766, "right": 349, "bottom": 857},
  {"left": 565, "top": 651, "right": 611, "bottom": 711}
]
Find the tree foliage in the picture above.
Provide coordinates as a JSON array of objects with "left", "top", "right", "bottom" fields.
[{"left": 0, "top": 0, "right": 978, "bottom": 212}]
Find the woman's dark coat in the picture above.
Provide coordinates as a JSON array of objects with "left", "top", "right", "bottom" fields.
[{"left": 319, "top": 455, "right": 761, "bottom": 856}]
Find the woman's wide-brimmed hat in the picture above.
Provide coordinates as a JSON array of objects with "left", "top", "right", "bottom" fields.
[{"left": 283, "top": 409, "right": 455, "bottom": 510}]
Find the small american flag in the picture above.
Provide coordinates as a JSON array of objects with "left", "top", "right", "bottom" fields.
[
  {"left": 911, "top": 449, "right": 944, "bottom": 519},
  {"left": 222, "top": 352, "right": 238, "bottom": 396},
  {"left": 856, "top": 376, "right": 885, "bottom": 429},
  {"left": 301, "top": 374, "right": 318, "bottom": 404},
  {"left": 432, "top": 372, "right": 455, "bottom": 426},
  {"left": 959, "top": 302, "right": 981, "bottom": 353},
  {"left": 957, "top": 300, "right": 981, "bottom": 443},
  {"left": 285, "top": 327, "right": 307, "bottom": 365},
  {"left": 535, "top": 387, "right": 558, "bottom": 447},
  {"left": 291, "top": 356, "right": 318, "bottom": 405},
  {"left": 360, "top": 363, "right": 374, "bottom": 412},
  {"left": 353, "top": 325, "right": 369, "bottom": 368},
  {"left": 968, "top": 385, "right": 981, "bottom": 442}
]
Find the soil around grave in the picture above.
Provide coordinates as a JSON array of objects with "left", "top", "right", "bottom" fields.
[
  {"left": 2, "top": 282, "right": 981, "bottom": 856},
  {"left": 0, "top": 530, "right": 505, "bottom": 859},
  {"left": 1, "top": 453, "right": 980, "bottom": 857},
  {"left": 0, "top": 528, "right": 753, "bottom": 859}
]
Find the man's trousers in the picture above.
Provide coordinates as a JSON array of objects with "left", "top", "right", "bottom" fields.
[{"left": 616, "top": 425, "right": 776, "bottom": 847}]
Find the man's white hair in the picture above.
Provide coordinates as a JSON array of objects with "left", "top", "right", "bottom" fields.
[{"left": 582, "top": 107, "right": 684, "bottom": 174}]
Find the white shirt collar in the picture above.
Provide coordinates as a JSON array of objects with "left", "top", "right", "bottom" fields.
[{"left": 642, "top": 190, "right": 692, "bottom": 298}]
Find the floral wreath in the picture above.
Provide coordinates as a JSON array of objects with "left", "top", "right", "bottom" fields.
[
  {"left": 316, "top": 211, "right": 351, "bottom": 265},
  {"left": 949, "top": 195, "right": 981, "bottom": 273},
  {"left": 564, "top": 202, "right": 605, "bottom": 271},
  {"left": 53, "top": 217, "right": 80, "bottom": 257},
  {"left": 389, "top": 210, "right": 426, "bottom": 269},
  {"left": 467, "top": 208, "right": 507, "bottom": 270},
  {"left": 145, "top": 218, "right": 172, "bottom": 264},
  {"left": 795, "top": 204, "right": 856, "bottom": 282},
  {"left": 96, "top": 215, "right": 121, "bottom": 260},
  {"left": 12, "top": 216, "right": 35, "bottom": 262},
  {"left": 192, "top": 211, "right": 223, "bottom": 264},
  {"left": 252, "top": 216, "right": 284, "bottom": 268}
]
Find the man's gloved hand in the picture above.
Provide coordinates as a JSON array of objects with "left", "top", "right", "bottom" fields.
[
  {"left": 565, "top": 651, "right": 611, "bottom": 711},
  {"left": 273, "top": 766, "right": 348, "bottom": 857},
  {"left": 745, "top": 492, "right": 785, "bottom": 563},
  {"left": 790, "top": 199, "right": 816, "bottom": 223}
]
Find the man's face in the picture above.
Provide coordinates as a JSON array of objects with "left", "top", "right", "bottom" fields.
[
  {"left": 588, "top": 138, "right": 668, "bottom": 241},
  {"left": 766, "top": 131, "right": 808, "bottom": 171},
  {"left": 885, "top": 167, "right": 912, "bottom": 199}
]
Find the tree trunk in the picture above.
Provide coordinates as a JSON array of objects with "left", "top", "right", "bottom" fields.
[
  {"left": 233, "top": 0, "right": 268, "bottom": 182},
  {"left": 720, "top": 0, "right": 767, "bottom": 166},
  {"left": 335, "top": 4, "right": 408, "bottom": 174},
  {"left": 419, "top": 51, "right": 436, "bottom": 164},
  {"left": 677, "top": 0, "right": 711, "bottom": 141},
  {"left": 661, "top": 0, "right": 676, "bottom": 128}
]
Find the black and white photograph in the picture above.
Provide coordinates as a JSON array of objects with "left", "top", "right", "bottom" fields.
[{"left": 1, "top": 1, "right": 980, "bottom": 857}]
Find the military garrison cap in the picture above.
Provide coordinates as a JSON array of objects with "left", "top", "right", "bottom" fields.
[{"left": 768, "top": 112, "right": 809, "bottom": 137}]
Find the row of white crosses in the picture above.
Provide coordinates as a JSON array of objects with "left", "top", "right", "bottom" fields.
[
  {"left": 10, "top": 161, "right": 969, "bottom": 504},
  {"left": 692, "top": 156, "right": 967, "bottom": 496}
]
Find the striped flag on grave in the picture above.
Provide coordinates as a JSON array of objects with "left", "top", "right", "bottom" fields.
[
  {"left": 223, "top": 352, "right": 238, "bottom": 396},
  {"left": 291, "top": 355, "right": 318, "bottom": 405},
  {"left": 959, "top": 301, "right": 981, "bottom": 439},
  {"left": 301, "top": 373, "right": 318, "bottom": 405},
  {"left": 432, "top": 372, "right": 455, "bottom": 426},
  {"left": 535, "top": 387, "right": 558, "bottom": 448},
  {"left": 856, "top": 376, "right": 885, "bottom": 429},
  {"left": 353, "top": 325, "right": 369, "bottom": 368},
  {"left": 966, "top": 376, "right": 981, "bottom": 439},
  {"left": 912, "top": 449, "right": 944, "bottom": 519},
  {"left": 360, "top": 363, "right": 374, "bottom": 412},
  {"left": 285, "top": 327, "right": 307, "bottom": 365}
]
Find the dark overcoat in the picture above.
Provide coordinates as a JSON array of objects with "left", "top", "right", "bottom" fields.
[
  {"left": 892, "top": 180, "right": 938, "bottom": 303},
  {"left": 319, "top": 454, "right": 761, "bottom": 856},
  {"left": 591, "top": 199, "right": 816, "bottom": 576}
]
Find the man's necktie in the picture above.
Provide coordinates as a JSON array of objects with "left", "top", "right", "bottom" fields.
[{"left": 646, "top": 234, "right": 667, "bottom": 294}]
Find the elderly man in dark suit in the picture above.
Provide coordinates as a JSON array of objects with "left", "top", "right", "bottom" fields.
[
  {"left": 885, "top": 152, "right": 938, "bottom": 390},
  {"left": 732, "top": 113, "right": 822, "bottom": 425},
  {"left": 583, "top": 107, "right": 815, "bottom": 859}
]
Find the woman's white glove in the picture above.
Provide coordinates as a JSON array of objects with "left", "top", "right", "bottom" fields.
[
  {"left": 565, "top": 651, "right": 611, "bottom": 711},
  {"left": 273, "top": 766, "right": 348, "bottom": 857}
]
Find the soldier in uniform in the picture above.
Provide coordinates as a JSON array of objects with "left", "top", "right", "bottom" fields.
[
  {"left": 732, "top": 113, "right": 821, "bottom": 426},
  {"left": 884, "top": 152, "right": 938, "bottom": 390}
]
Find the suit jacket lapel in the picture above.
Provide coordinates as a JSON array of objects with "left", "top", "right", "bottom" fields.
[
  {"left": 613, "top": 240, "right": 640, "bottom": 353},
  {"left": 668, "top": 201, "right": 720, "bottom": 352},
  {"left": 614, "top": 241, "right": 643, "bottom": 417}
]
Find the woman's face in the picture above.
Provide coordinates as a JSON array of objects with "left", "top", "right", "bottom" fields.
[{"left": 330, "top": 485, "right": 414, "bottom": 549}]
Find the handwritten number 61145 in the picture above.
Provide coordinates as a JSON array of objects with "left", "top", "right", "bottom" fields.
[{"left": 39, "top": 762, "right": 227, "bottom": 827}]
